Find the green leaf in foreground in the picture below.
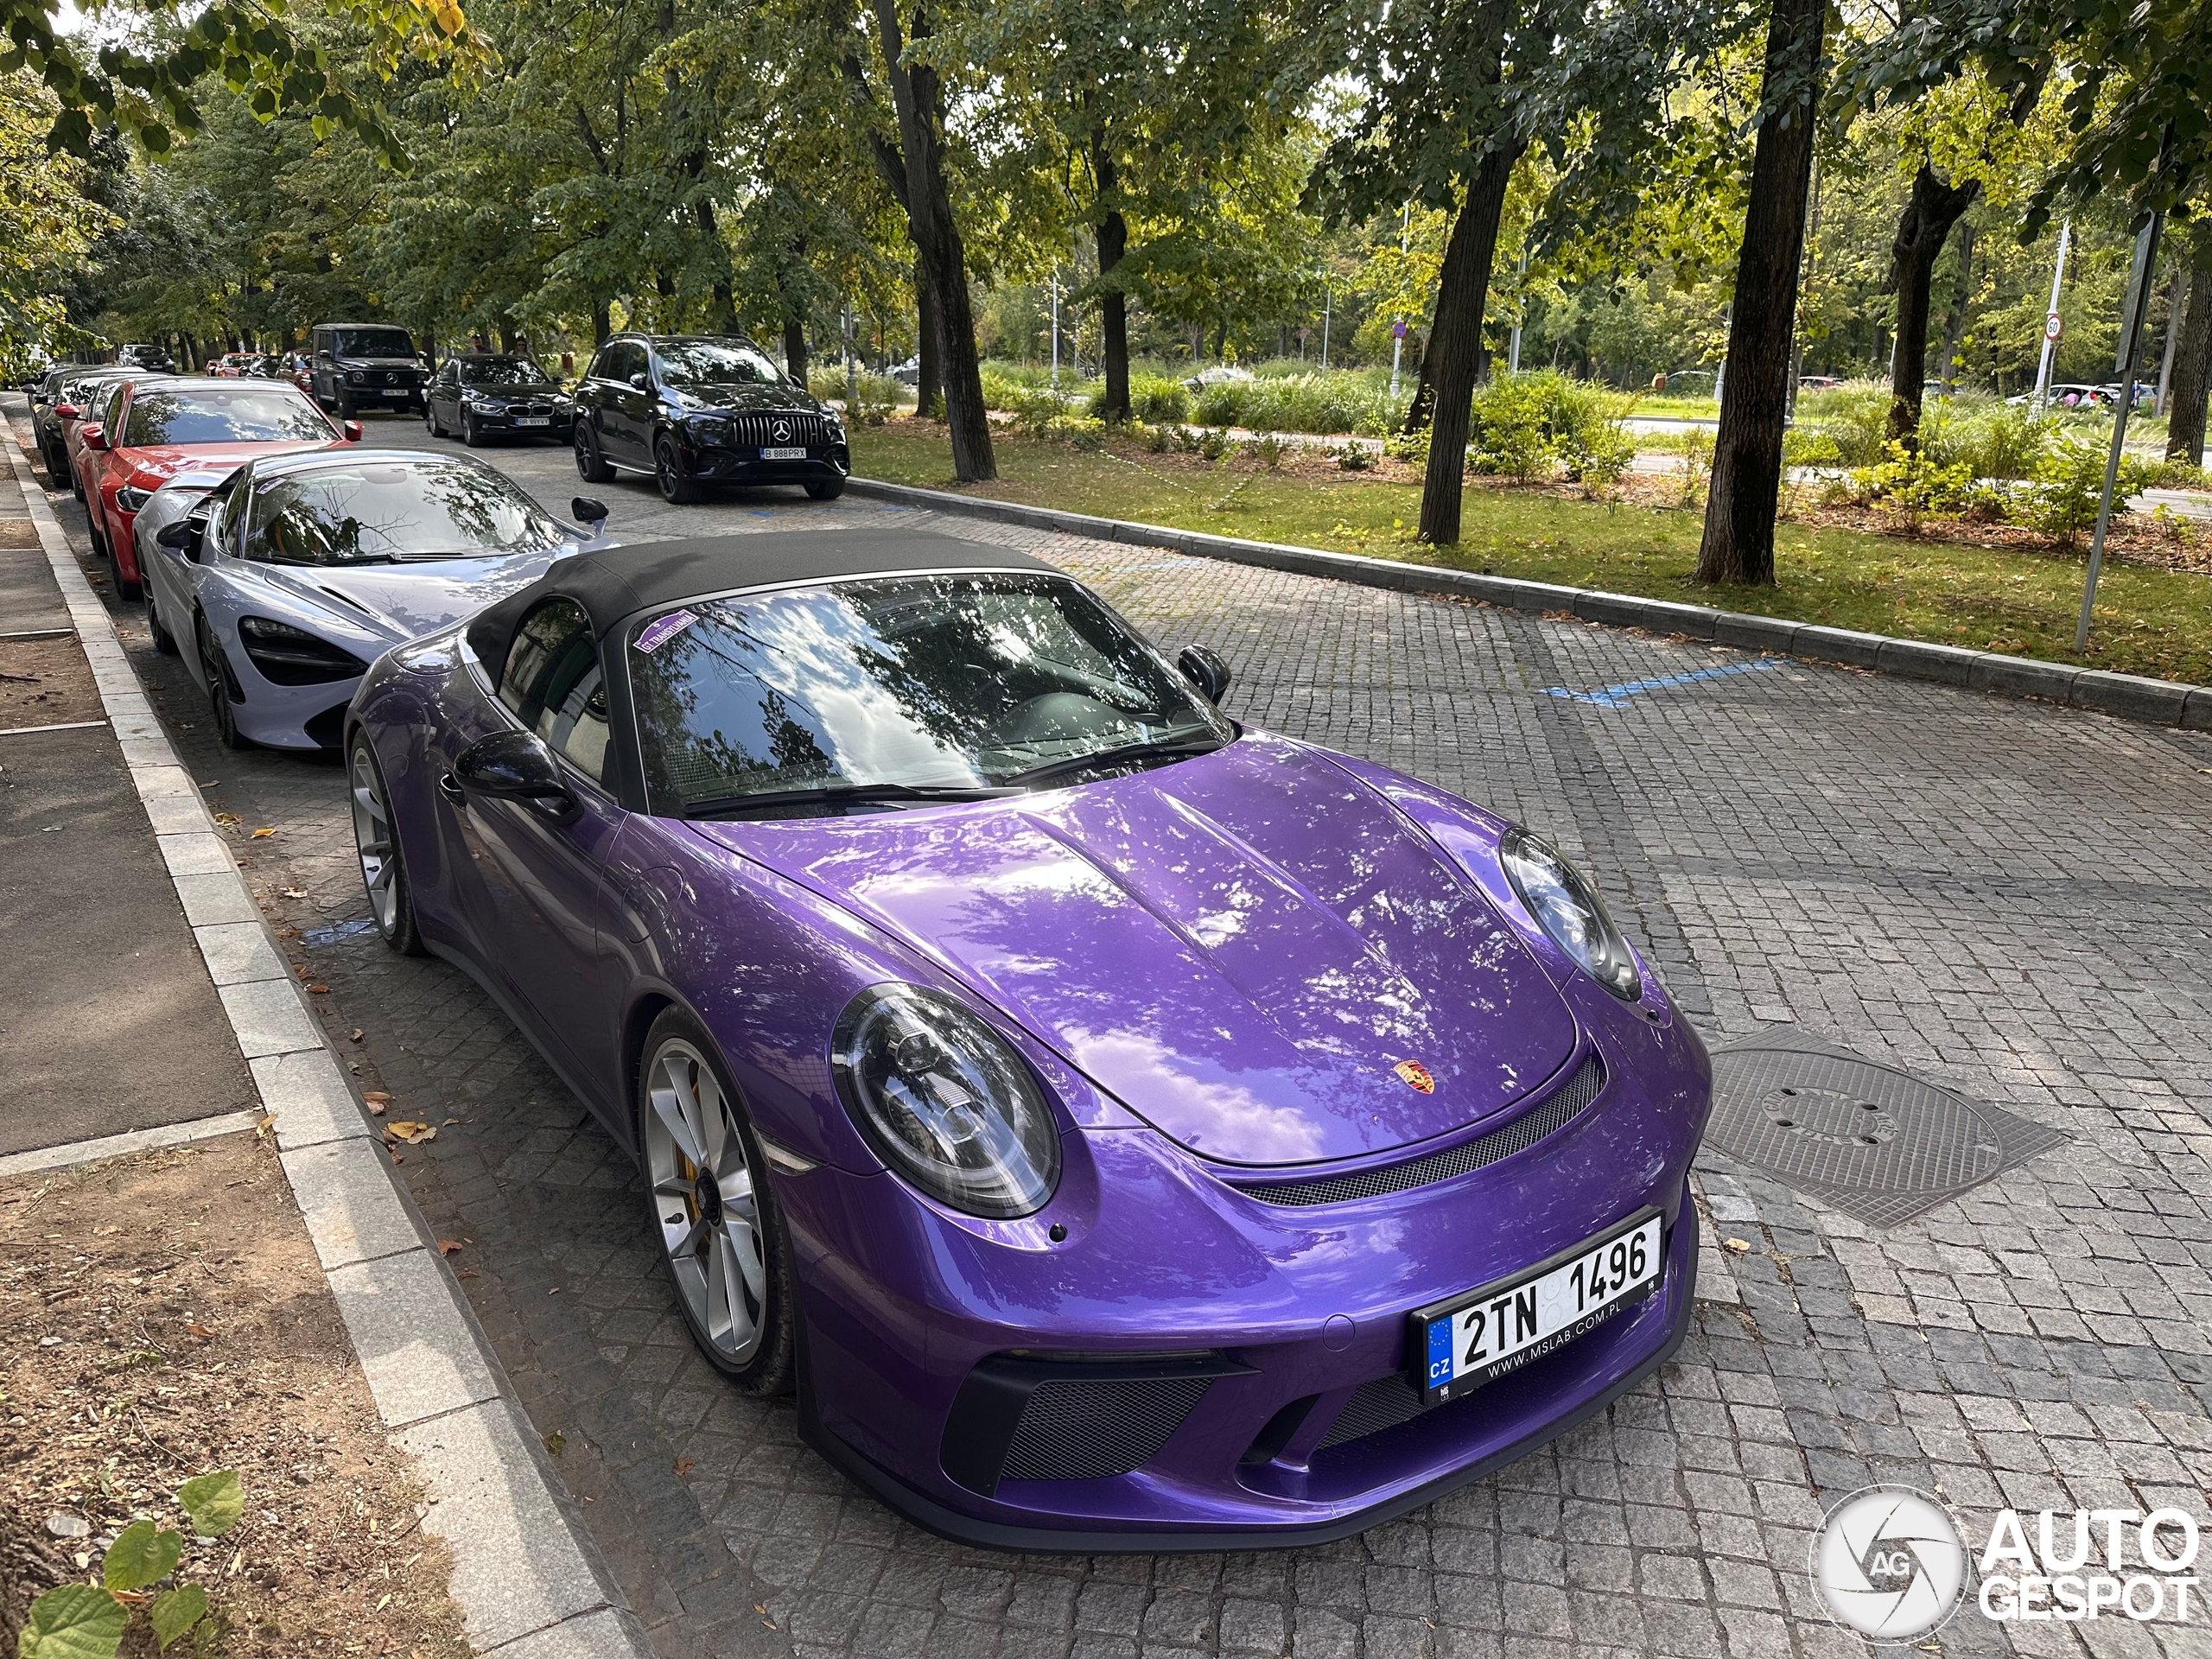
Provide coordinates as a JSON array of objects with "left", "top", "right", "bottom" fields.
[
  {"left": 176, "top": 1470, "right": 245, "bottom": 1538},
  {"left": 149, "top": 1585, "right": 208, "bottom": 1650},
  {"left": 101, "top": 1520, "right": 181, "bottom": 1593},
  {"left": 17, "top": 1585, "right": 128, "bottom": 1659}
]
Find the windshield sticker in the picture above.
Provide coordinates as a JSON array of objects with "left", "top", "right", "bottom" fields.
[{"left": 634, "top": 609, "right": 699, "bottom": 654}]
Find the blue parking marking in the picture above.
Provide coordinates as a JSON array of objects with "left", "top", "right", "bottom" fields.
[
  {"left": 301, "top": 918, "right": 380, "bottom": 945},
  {"left": 1541, "top": 658, "right": 1778, "bottom": 709}
]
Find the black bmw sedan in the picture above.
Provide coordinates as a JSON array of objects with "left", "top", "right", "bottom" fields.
[
  {"left": 425, "top": 354, "right": 576, "bottom": 446},
  {"left": 570, "top": 334, "right": 849, "bottom": 504}
]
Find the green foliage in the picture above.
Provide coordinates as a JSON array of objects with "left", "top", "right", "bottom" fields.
[
  {"left": 175, "top": 1470, "right": 244, "bottom": 1539},
  {"left": 1796, "top": 382, "right": 1894, "bottom": 468},
  {"left": 1334, "top": 442, "right": 1378, "bottom": 470},
  {"left": 16, "top": 1586, "right": 128, "bottom": 1659},
  {"left": 2146, "top": 459, "right": 2210, "bottom": 490},
  {"left": 1461, "top": 372, "right": 1636, "bottom": 484},
  {"left": 1919, "top": 403, "right": 2053, "bottom": 482},
  {"left": 148, "top": 1588, "right": 207, "bottom": 1652},
  {"left": 1185, "top": 371, "right": 1403, "bottom": 435},
  {"left": 1088, "top": 372, "right": 1188, "bottom": 423},
  {"left": 1851, "top": 441, "right": 1992, "bottom": 523},
  {"left": 1782, "top": 427, "right": 1842, "bottom": 469},
  {"left": 2020, "top": 435, "right": 2154, "bottom": 543},
  {"left": 102, "top": 1521, "right": 181, "bottom": 1593}
]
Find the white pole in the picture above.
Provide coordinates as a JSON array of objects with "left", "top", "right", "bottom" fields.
[
  {"left": 1049, "top": 270, "right": 1060, "bottom": 391},
  {"left": 2078, "top": 205, "right": 2165, "bottom": 652},
  {"left": 1320, "top": 285, "right": 1331, "bottom": 370},
  {"left": 843, "top": 299, "right": 855, "bottom": 404},
  {"left": 2034, "top": 219, "right": 2072, "bottom": 406},
  {"left": 1389, "top": 202, "right": 1408, "bottom": 400},
  {"left": 1508, "top": 246, "right": 1527, "bottom": 375}
]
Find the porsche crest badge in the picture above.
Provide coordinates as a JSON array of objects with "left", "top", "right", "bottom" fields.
[{"left": 1393, "top": 1060, "right": 1436, "bottom": 1094}]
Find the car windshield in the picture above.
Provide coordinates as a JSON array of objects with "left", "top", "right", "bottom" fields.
[
  {"left": 653, "top": 340, "right": 784, "bottom": 389},
  {"left": 242, "top": 459, "right": 569, "bottom": 566},
  {"left": 458, "top": 357, "right": 549, "bottom": 386},
  {"left": 627, "top": 572, "right": 1231, "bottom": 818},
  {"left": 123, "top": 388, "right": 332, "bottom": 446},
  {"left": 331, "top": 328, "right": 416, "bottom": 359}
]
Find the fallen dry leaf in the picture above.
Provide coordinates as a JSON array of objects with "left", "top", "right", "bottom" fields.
[
  {"left": 1723, "top": 1237, "right": 1751, "bottom": 1254},
  {"left": 280, "top": 887, "right": 308, "bottom": 899},
  {"left": 184, "top": 1323, "right": 213, "bottom": 1338},
  {"left": 253, "top": 1112, "right": 276, "bottom": 1139},
  {"left": 673, "top": 1458, "right": 695, "bottom": 1478},
  {"left": 456, "top": 1269, "right": 478, "bottom": 1281},
  {"left": 213, "top": 812, "right": 240, "bottom": 828},
  {"left": 385, "top": 1121, "right": 436, "bottom": 1144},
  {"left": 307, "top": 983, "right": 330, "bottom": 995},
  {"left": 436, "top": 1241, "right": 464, "bottom": 1257},
  {"left": 348, "top": 1028, "right": 365, "bottom": 1043},
  {"left": 251, "top": 828, "right": 276, "bottom": 839}
]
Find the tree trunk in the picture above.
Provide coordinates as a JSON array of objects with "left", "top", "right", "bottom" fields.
[
  {"left": 1401, "top": 347, "right": 1437, "bottom": 435},
  {"left": 1937, "top": 220, "right": 1974, "bottom": 393},
  {"left": 784, "top": 314, "right": 809, "bottom": 386},
  {"left": 593, "top": 299, "right": 612, "bottom": 347},
  {"left": 1416, "top": 142, "right": 1521, "bottom": 546},
  {"left": 1695, "top": 0, "right": 1827, "bottom": 586},
  {"left": 870, "top": 0, "right": 994, "bottom": 480},
  {"left": 1885, "top": 163, "right": 1979, "bottom": 444},
  {"left": 695, "top": 199, "right": 741, "bottom": 333},
  {"left": 1094, "top": 134, "right": 1130, "bottom": 423},
  {"left": 2168, "top": 226, "right": 2212, "bottom": 464},
  {"left": 915, "top": 255, "right": 944, "bottom": 419}
]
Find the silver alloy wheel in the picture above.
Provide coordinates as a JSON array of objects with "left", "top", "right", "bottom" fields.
[
  {"left": 644, "top": 1039, "right": 769, "bottom": 1364},
  {"left": 350, "top": 744, "right": 400, "bottom": 936}
]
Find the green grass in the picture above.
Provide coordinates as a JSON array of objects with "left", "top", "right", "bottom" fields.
[{"left": 853, "top": 422, "right": 2212, "bottom": 686}]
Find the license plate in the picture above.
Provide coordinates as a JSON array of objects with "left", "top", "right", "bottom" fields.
[
  {"left": 761, "top": 446, "right": 806, "bottom": 461},
  {"left": 515, "top": 416, "right": 550, "bottom": 428},
  {"left": 1410, "top": 1209, "right": 1664, "bottom": 1405}
]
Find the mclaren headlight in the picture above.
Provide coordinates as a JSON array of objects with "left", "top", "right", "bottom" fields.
[
  {"left": 1499, "top": 828, "right": 1642, "bottom": 1001},
  {"left": 831, "top": 984, "right": 1060, "bottom": 1217}
]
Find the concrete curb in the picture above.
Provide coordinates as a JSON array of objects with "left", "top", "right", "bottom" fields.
[
  {"left": 2, "top": 425, "right": 654, "bottom": 1659},
  {"left": 847, "top": 476, "right": 2212, "bottom": 730}
]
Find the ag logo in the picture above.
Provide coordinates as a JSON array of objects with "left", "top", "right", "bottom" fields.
[
  {"left": 1811, "top": 1486, "right": 1968, "bottom": 1642},
  {"left": 1392, "top": 1059, "right": 1435, "bottom": 1094},
  {"left": 772, "top": 418, "right": 792, "bottom": 442}
]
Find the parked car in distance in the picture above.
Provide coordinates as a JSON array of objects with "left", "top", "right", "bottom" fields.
[
  {"left": 116, "top": 343, "right": 176, "bottom": 372},
  {"left": 307, "top": 322, "right": 429, "bottom": 418},
  {"left": 1798, "top": 375, "right": 1841, "bottom": 391},
  {"left": 38, "top": 365, "right": 135, "bottom": 485},
  {"left": 63, "top": 372, "right": 167, "bottom": 506},
  {"left": 346, "top": 526, "right": 1709, "bottom": 1550},
  {"left": 205, "top": 352, "right": 266, "bottom": 378},
  {"left": 140, "top": 449, "right": 610, "bottom": 751},
  {"left": 78, "top": 377, "right": 355, "bottom": 596},
  {"left": 571, "top": 334, "right": 849, "bottom": 504},
  {"left": 425, "top": 354, "right": 575, "bottom": 446}
]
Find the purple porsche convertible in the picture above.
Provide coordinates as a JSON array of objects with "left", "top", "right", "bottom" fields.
[{"left": 345, "top": 528, "right": 1710, "bottom": 1549}]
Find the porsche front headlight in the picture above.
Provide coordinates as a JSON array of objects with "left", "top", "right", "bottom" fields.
[
  {"left": 831, "top": 984, "right": 1060, "bottom": 1217},
  {"left": 1499, "top": 829, "right": 1642, "bottom": 1002}
]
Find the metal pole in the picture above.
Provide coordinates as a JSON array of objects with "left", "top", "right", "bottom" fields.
[
  {"left": 1508, "top": 246, "right": 1526, "bottom": 375},
  {"left": 2034, "top": 219, "right": 2072, "bottom": 407},
  {"left": 2077, "top": 204, "right": 2166, "bottom": 652},
  {"left": 1049, "top": 270, "right": 1059, "bottom": 391},
  {"left": 2157, "top": 267, "right": 2185, "bottom": 416},
  {"left": 1320, "top": 285, "right": 1331, "bottom": 370},
  {"left": 843, "top": 298, "right": 856, "bottom": 404},
  {"left": 1389, "top": 202, "right": 1408, "bottom": 399}
]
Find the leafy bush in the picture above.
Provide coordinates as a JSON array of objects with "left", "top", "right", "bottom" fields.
[
  {"left": 1796, "top": 380, "right": 1894, "bottom": 467},
  {"left": 2019, "top": 435, "right": 2155, "bottom": 543},
  {"left": 1383, "top": 425, "right": 1429, "bottom": 467},
  {"left": 1465, "top": 372, "right": 1636, "bottom": 484},
  {"left": 1782, "top": 427, "right": 1843, "bottom": 469},
  {"left": 1851, "top": 440, "right": 1993, "bottom": 525},
  {"left": 1188, "top": 370, "right": 1404, "bottom": 435},
  {"left": 847, "top": 372, "right": 901, "bottom": 426},
  {"left": 1333, "top": 443, "right": 1376, "bottom": 471},
  {"left": 1084, "top": 372, "right": 1190, "bottom": 423},
  {"left": 1922, "top": 403, "right": 2053, "bottom": 482},
  {"left": 20, "top": 1471, "right": 244, "bottom": 1657},
  {"left": 2146, "top": 457, "right": 2210, "bottom": 490}
]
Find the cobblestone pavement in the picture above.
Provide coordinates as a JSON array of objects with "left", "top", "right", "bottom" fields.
[{"left": 27, "top": 409, "right": 2212, "bottom": 1658}]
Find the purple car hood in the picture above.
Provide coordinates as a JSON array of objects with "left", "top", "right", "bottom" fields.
[
  {"left": 259, "top": 551, "right": 560, "bottom": 646},
  {"left": 694, "top": 734, "right": 1581, "bottom": 1166}
]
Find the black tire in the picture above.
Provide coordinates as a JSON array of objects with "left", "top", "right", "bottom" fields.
[
  {"left": 461, "top": 410, "right": 480, "bottom": 448},
  {"left": 425, "top": 401, "right": 442, "bottom": 438},
  {"left": 69, "top": 460, "right": 83, "bottom": 502},
  {"left": 195, "top": 613, "right": 252, "bottom": 751},
  {"left": 145, "top": 587, "right": 179, "bottom": 655},
  {"left": 804, "top": 475, "right": 847, "bottom": 501},
  {"left": 636, "top": 1007, "right": 798, "bottom": 1395},
  {"left": 103, "top": 515, "right": 139, "bottom": 599},
  {"left": 575, "top": 421, "right": 616, "bottom": 484},
  {"left": 349, "top": 734, "right": 427, "bottom": 957},
  {"left": 335, "top": 392, "right": 355, "bottom": 421},
  {"left": 654, "top": 434, "right": 702, "bottom": 505}
]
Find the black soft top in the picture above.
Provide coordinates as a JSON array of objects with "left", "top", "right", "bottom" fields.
[{"left": 464, "top": 527, "right": 1052, "bottom": 683}]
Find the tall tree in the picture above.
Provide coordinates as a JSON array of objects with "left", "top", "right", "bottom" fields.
[
  {"left": 2168, "top": 219, "right": 2212, "bottom": 465},
  {"left": 1695, "top": 0, "right": 1827, "bottom": 586},
  {"left": 1884, "top": 162, "right": 1978, "bottom": 442}
]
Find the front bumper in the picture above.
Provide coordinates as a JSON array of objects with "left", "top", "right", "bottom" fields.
[
  {"left": 466, "top": 406, "right": 573, "bottom": 436},
  {"left": 775, "top": 1023, "right": 1710, "bottom": 1548},
  {"left": 678, "top": 440, "right": 850, "bottom": 484}
]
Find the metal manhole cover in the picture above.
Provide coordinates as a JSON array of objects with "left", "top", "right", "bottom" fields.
[{"left": 1707, "top": 1027, "right": 2068, "bottom": 1227}]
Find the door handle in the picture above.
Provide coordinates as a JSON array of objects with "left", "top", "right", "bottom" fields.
[{"left": 437, "top": 772, "right": 465, "bottom": 805}]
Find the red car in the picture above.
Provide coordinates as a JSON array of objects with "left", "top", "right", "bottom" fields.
[{"left": 78, "top": 378, "right": 359, "bottom": 594}]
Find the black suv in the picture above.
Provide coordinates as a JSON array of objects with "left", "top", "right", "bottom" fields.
[
  {"left": 571, "top": 334, "right": 848, "bottom": 503},
  {"left": 308, "top": 322, "right": 428, "bottom": 417},
  {"left": 425, "top": 354, "right": 575, "bottom": 445}
]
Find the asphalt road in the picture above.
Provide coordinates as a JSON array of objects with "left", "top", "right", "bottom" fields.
[{"left": 17, "top": 401, "right": 2212, "bottom": 1659}]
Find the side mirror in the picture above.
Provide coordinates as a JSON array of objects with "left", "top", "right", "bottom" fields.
[
  {"left": 54, "top": 402, "right": 79, "bottom": 421},
  {"left": 627, "top": 372, "right": 649, "bottom": 391},
  {"left": 82, "top": 424, "right": 109, "bottom": 453},
  {"left": 571, "top": 496, "right": 609, "bottom": 529},
  {"left": 156, "top": 518, "right": 200, "bottom": 556},
  {"left": 1177, "top": 643, "right": 1231, "bottom": 704},
  {"left": 342, "top": 420, "right": 364, "bottom": 442},
  {"left": 454, "top": 729, "right": 579, "bottom": 823}
]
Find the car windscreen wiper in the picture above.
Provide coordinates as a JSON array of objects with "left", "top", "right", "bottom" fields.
[
  {"left": 1001, "top": 731, "right": 1227, "bottom": 787},
  {"left": 682, "top": 780, "right": 1023, "bottom": 820}
]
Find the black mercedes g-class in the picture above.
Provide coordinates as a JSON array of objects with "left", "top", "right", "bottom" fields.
[{"left": 308, "top": 322, "right": 429, "bottom": 417}]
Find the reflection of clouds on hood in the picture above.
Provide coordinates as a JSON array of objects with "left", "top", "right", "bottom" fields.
[{"left": 1068, "top": 1029, "right": 1327, "bottom": 1164}]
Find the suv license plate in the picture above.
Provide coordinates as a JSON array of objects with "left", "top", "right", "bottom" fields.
[
  {"left": 515, "top": 416, "right": 550, "bottom": 428},
  {"left": 1410, "top": 1208, "right": 1664, "bottom": 1405},
  {"left": 761, "top": 446, "right": 806, "bottom": 461}
]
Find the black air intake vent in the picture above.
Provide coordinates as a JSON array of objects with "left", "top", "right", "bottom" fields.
[
  {"left": 1316, "top": 1375, "right": 1427, "bottom": 1451},
  {"left": 1237, "top": 1055, "right": 1605, "bottom": 1208},
  {"left": 941, "top": 1351, "right": 1253, "bottom": 1496}
]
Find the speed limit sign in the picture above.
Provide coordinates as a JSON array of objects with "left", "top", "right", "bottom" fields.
[{"left": 2045, "top": 312, "right": 2063, "bottom": 341}]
